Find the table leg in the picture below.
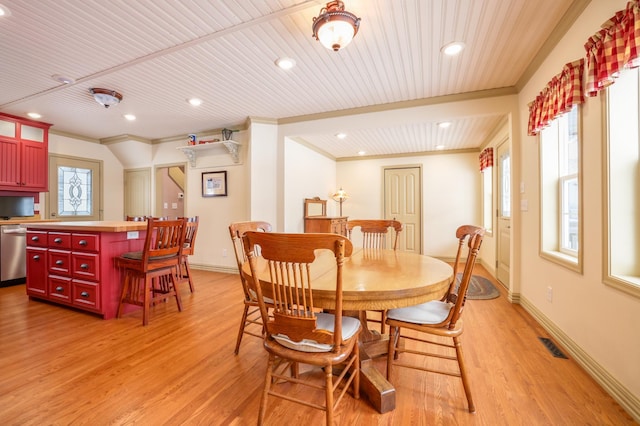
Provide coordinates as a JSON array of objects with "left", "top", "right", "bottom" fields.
[{"left": 359, "top": 340, "right": 396, "bottom": 413}]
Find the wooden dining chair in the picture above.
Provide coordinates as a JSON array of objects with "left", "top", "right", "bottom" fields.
[
  {"left": 346, "top": 219, "right": 403, "bottom": 250},
  {"left": 243, "top": 232, "right": 361, "bottom": 426},
  {"left": 115, "top": 217, "right": 188, "bottom": 326},
  {"left": 346, "top": 219, "right": 403, "bottom": 333},
  {"left": 385, "top": 225, "right": 485, "bottom": 413},
  {"left": 228, "top": 221, "right": 272, "bottom": 354},
  {"left": 177, "top": 216, "right": 199, "bottom": 293}
]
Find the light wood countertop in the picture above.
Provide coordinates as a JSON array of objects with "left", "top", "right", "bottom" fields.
[{"left": 25, "top": 221, "right": 147, "bottom": 232}]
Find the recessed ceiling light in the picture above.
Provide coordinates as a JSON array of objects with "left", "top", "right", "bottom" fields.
[
  {"left": 438, "top": 121, "right": 451, "bottom": 129},
  {"left": 188, "top": 98, "right": 203, "bottom": 106},
  {"left": 336, "top": 132, "right": 347, "bottom": 139},
  {"left": 435, "top": 144, "right": 446, "bottom": 150},
  {"left": 27, "top": 112, "right": 41, "bottom": 119},
  {"left": 0, "top": 4, "right": 11, "bottom": 17},
  {"left": 275, "top": 57, "right": 296, "bottom": 70},
  {"left": 51, "top": 74, "right": 75, "bottom": 84},
  {"left": 123, "top": 114, "right": 136, "bottom": 121},
  {"left": 441, "top": 42, "right": 465, "bottom": 56},
  {"left": 358, "top": 150, "right": 366, "bottom": 156}
]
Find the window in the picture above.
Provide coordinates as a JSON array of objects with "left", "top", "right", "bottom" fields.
[
  {"left": 482, "top": 166, "right": 493, "bottom": 234},
  {"left": 58, "top": 166, "right": 93, "bottom": 216},
  {"left": 604, "top": 67, "right": 640, "bottom": 297},
  {"left": 539, "top": 104, "right": 582, "bottom": 272}
]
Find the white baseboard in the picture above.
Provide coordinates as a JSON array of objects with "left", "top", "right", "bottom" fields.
[
  {"left": 190, "top": 263, "right": 236, "bottom": 275},
  {"left": 520, "top": 296, "right": 640, "bottom": 423}
]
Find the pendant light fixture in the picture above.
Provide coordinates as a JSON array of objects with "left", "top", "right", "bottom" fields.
[
  {"left": 89, "top": 88, "right": 123, "bottom": 108},
  {"left": 312, "top": 1, "right": 361, "bottom": 52}
]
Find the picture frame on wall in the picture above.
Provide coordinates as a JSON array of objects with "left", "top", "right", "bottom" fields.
[{"left": 202, "top": 171, "right": 227, "bottom": 197}]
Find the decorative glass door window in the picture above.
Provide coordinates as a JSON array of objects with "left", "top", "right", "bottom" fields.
[{"left": 57, "top": 166, "right": 93, "bottom": 216}]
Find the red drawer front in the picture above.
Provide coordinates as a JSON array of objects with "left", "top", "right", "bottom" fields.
[
  {"left": 72, "top": 252, "right": 99, "bottom": 280},
  {"left": 27, "top": 231, "right": 48, "bottom": 248},
  {"left": 48, "top": 275, "right": 71, "bottom": 303},
  {"left": 72, "top": 280, "right": 100, "bottom": 310},
  {"left": 72, "top": 233, "right": 99, "bottom": 252},
  {"left": 48, "top": 232, "right": 71, "bottom": 249},
  {"left": 48, "top": 249, "right": 71, "bottom": 276},
  {"left": 26, "top": 247, "right": 47, "bottom": 296}
]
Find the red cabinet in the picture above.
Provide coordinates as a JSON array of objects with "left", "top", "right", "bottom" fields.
[
  {"left": 0, "top": 112, "right": 51, "bottom": 192},
  {"left": 26, "top": 228, "right": 145, "bottom": 319}
]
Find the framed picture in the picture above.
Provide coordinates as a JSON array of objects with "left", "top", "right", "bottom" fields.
[{"left": 202, "top": 171, "right": 227, "bottom": 197}]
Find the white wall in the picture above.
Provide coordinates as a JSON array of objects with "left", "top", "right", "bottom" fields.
[
  {"left": 518, "top": 0, "right": 640, "bottom": 405},
  {"left": 337, "top": 152, "right": 479, "bottom": 258},
  {"left": 284, "top": 138, "right": 337, "bottom": 233}
]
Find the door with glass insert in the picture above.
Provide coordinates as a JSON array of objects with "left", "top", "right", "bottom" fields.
[{"left": 47, "top": 155, "right": 102, "bottom": 221}]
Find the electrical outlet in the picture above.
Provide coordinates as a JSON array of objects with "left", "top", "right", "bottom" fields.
[
  {"left": 222, "top": 249, "right": 227, "bottom": 257},
  {"left": 546, "top": 286, "right": 553, "bottom": 303}
]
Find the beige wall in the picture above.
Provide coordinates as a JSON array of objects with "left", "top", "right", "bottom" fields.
[{"left": 517, "top": 0, "right": 640, "bottom": 410}]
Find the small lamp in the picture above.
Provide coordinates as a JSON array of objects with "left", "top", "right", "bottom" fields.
[
  {"left": 332, "top": 187, "right": 349, "bottom": 216},
  {"left": 312, "top": 1, "right": 361, "bottom": 52}
]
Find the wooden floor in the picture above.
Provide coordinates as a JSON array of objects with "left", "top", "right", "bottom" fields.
[{"left": 0, "top": 267, "right": 635, "bottom": 425}]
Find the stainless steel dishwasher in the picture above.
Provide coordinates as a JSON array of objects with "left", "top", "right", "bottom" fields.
[{"left": 0, "top": 224, "right": 27, "bottom": 286}]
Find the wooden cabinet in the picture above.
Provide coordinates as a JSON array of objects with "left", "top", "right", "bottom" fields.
[
  {"left": 303, "top": 197, "right": 348, "bottom": 236},
  {"left": 304, "top": 216, "right": 349, "bottom": 236},
  {"left": 0, "top": 112, "right": 51, "bottom": 192},
  {"left": 26, "top": 227, "right": 145, "bottom": 319}
]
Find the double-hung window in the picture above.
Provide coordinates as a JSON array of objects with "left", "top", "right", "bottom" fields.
[
  {"left": 604, "top": 67, "right": 640, "bottom": 297},
  {"left": 539, "top": 105, "right": 582, "bottom": 272}
]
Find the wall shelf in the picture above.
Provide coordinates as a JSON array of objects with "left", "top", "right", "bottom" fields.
[{"left": 176, "top": 140, "right": 240, "bottom": 166}]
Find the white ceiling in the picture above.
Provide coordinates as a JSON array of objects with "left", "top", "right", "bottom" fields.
[{"left": 0, "top": 0, "right": 581, "bottom": 159}]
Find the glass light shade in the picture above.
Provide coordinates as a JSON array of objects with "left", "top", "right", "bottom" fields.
[
  {"left": 317, "top": 20, "right": 355, "bottom": 51},
  {"left": 312, "top": 1, "right": 360, "bottom": 52},
  {"left": 89, "top": 88, "right": 122, "bottom": 108}
]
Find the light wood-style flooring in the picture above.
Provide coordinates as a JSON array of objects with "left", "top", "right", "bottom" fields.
[{"left": 0, "top": 267, "right": 635, "bottom": 425}]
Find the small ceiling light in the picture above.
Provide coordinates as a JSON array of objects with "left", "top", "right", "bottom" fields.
[
  {"left": 436, "top": 144, "right": 446, "bottom": 150},
  {"left": 441, "top": 42, "right": 465, "bottom": 56},
  {"left": 275, "top": 57, "right": 296, "bottom": 70},
  {"left": 89, "top": 88, "right": 122, "bottom": 108},
  {"left": 123, "top": 114, "right": 136, "bottom": 121},
  {"left": 188, "top": 98, "right": 203, "bottom": 106},
  {"left": 0, "top": 4, "right": 11, "bottom": 17},
  {"left": 312, "top": 1, "right": 361, "bottom": 52},
  {"left": 27, "top": 112, "right": 42, "bottom": 119},
  {"left": 358, "top": 150, "right": 366, "bottom": 156},
  {"left": 336, "top": 132, "right": 347, "bottom": 139},
  {"left": 438, "top": 121, "right": 452, "bottom": 129},
  {"left": 52, "top": 74, "right": 75, "bottom": 84}
]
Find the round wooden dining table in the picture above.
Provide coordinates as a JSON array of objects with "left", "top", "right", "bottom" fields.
[{"left": 242, "top": 247, "right": 454, "bottom": 414}]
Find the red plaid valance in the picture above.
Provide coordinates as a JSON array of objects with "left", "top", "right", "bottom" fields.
[
  {"left": 479, "top": 147, "right": 493, "bottom": 172},
  {"left": 527, "top": 59, "right": 585, "bottom": 136},
  {"left": 585, "top": 0, "right": 640, "bottom": 96}
]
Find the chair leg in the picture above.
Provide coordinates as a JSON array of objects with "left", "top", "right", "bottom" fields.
[
  {"left": 183, "top": 258, "right": 195, "bottom": 292},
  {"left": 454, "top": 336, "right": 475, "bottom": 413},
  {"left": 324, "top": 365, "right": 334, "bottom": 426},
  {"left": 171, "top": 267, "right": 183, "bottom": 312},
  {"left": 386, "top": 326, "right": 398, "bottom": 379},
  {"left": 353, "top": 342, "right": 360, "bottom": 399},
  {"left": 234, "top": 304, "right": 250, "bottom": 355},
  {"left": 258, "top": 355, "right": 275, "bottom": 426},
  {"left": 380, "top": 310, "right": 387, "bottom": 334},
  {"left": 143, "top": 275, "right": 151, "bottom": 326},
  {"left": 117, "top": 271, "right": 131, "bottom": 319}
]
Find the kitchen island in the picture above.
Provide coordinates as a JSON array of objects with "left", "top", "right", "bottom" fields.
[{"left": 25, "top": 221, "right": 147, "bottom": 319}]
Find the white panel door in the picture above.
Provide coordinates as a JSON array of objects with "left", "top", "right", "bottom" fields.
[{"left": 383, "top": 166, "right": 422, "bottom": 253}]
